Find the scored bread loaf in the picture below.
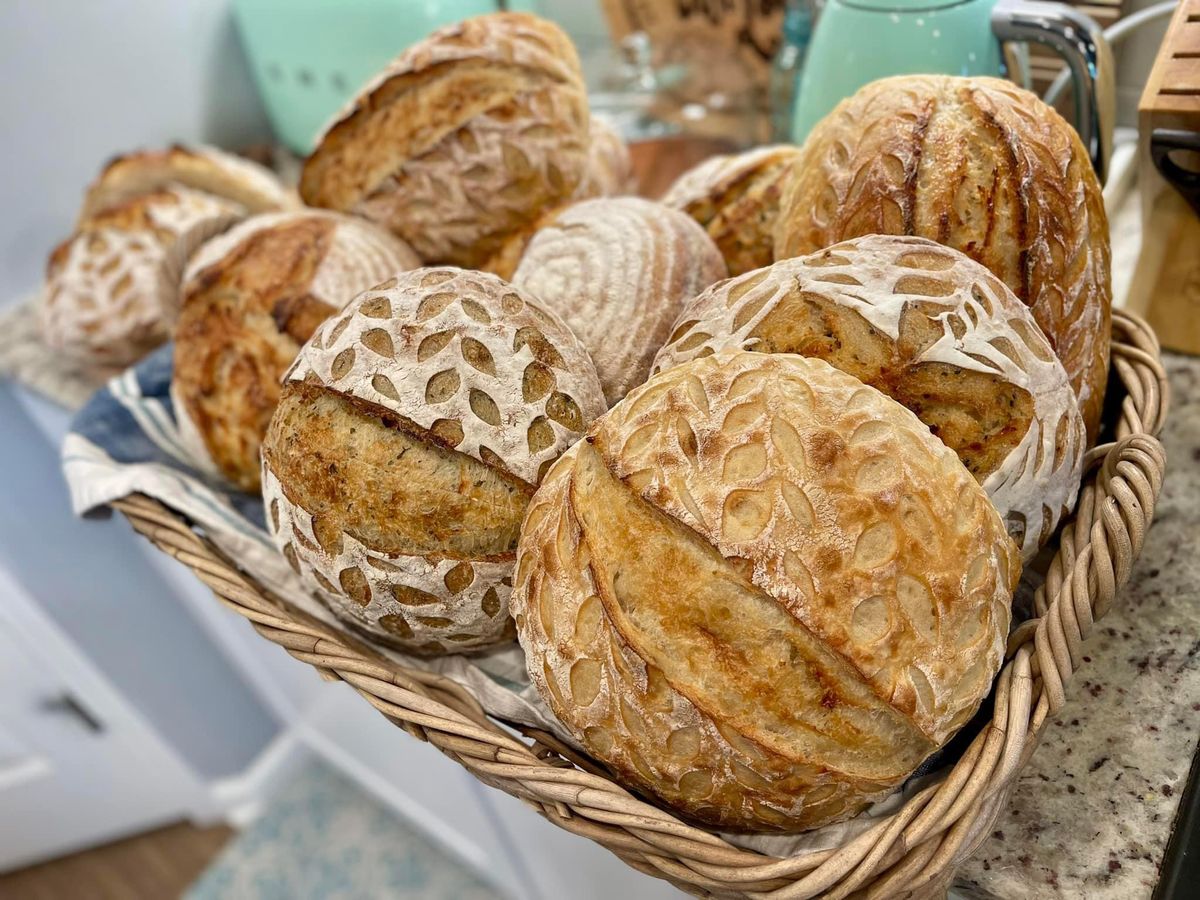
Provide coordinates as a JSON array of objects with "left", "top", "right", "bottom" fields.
[
  {"left": 40, "top": 186, "right": 243, "bottom": 368},
  {"left": 511, "top": 197, "right": 727, "bottom": 404},
  {"left": 79, "top": 144, "right": 293, "bottom": 224},
  {"left": 661, "top": 144, "right": 800, "bottom": 275},
  {"left": 513, "top": 351, "right": 1018, "bottom": 832},
  {"left": 172, "top": 211, "right": 419, "bottom": 491},
  {"left": 774, "top": 75, "right": 1111, "bottom": 440},
  {"left": 654, "top": 235, "right": 1085, "bottom": 559},
  {"left": 299, "top": 12, "right": 590, "bottom": 269},
  {"left": 262, "top": 267, "right": 606, "bottom": 655}
]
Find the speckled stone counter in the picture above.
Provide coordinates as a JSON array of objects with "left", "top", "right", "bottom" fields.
[{"left": 956, "top": 354, "right": 1200, "bottom": 898}]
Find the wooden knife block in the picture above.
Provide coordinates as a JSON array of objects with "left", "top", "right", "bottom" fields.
[{"left": 1126, "top": 0, "right": 1200, "bottom": 354}]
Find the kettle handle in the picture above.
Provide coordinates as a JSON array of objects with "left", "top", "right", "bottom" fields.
[{"left": 991, "top": 0, "right": 1115, "bottom": 184}]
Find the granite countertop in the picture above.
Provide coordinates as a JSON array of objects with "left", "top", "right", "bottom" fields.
[{"left": 957, "top": 354, "right": 1200, "bottom": 898}]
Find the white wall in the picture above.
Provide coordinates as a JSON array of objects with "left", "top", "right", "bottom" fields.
[{"left": 0, "top": 0, "right": 272, "bottom": 307}]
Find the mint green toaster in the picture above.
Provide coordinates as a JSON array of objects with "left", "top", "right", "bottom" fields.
[{"left": 233, "top": 0, "right": 534, "bottom": 155}]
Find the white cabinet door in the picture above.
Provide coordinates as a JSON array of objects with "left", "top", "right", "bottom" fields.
[{"left": 0, "top": 574, "right": 208, "bottom": 871}]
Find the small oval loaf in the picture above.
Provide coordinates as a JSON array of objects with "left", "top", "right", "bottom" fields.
[
  {"left": 262, "top": 267, "right": 606, "bottom": 655},
  {"left": 173, "top": 211, "right": 420, "bottom": 491},
  {"left": 654, "top": 235, "right": 1085, "bottom": 559},
  {"left": 299, "top": 12, "right": 589, "bottom": 269},
  {"left": 513, "top": 351, "right": 1018, "bottom": 832},
  {"left": 40, "top": 187, "right": 243, "bottom": 368},
  {"left": 661, "top": 145, "right": 800, "bottom": 275},
  {"left": 774, "top": 75, "right": 1110, "bottom": 440},
  {"left": 79, "top": 144, "right": 293, "bottom": 224},
  {"left": 512, "top": 197, "right": 727, "bottom": 404}
]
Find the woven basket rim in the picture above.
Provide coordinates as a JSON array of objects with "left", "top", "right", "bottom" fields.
[{"left": 113, "top": 308, "right": 1169, "bottom": 899}]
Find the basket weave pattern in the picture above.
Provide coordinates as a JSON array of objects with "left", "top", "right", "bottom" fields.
[{"left": 114, "top": 309, "right": 1168, "bottom": 899}]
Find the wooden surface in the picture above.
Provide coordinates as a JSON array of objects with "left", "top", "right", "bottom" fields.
[
  {"left": 0, "top": 822, "right": 232, "bottom": 900},
  {"left": 1128, "top": 0, "right": 1200, "bottom": 354},
  {"left": 628, "top": 136, "right": 735, "bottom": 199}
]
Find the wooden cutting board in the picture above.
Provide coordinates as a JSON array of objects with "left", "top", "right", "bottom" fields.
[{"left": 1126, "top": 0, "right": 1200, "bottom": 354}]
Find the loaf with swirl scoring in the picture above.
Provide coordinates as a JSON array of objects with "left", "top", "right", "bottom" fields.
[{"left": 512, "top": 197, "right": 726, "bottom": 404}]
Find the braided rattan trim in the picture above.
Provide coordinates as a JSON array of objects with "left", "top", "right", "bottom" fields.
[{"left": 113, "top": 309, "right": 1168, "bottom": 899}]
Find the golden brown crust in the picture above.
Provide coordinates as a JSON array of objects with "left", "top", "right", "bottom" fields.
[
  {"left": 662, "top": 145, "right": 800, "bottom": 275},
  {"left": 299, "top": 12, "right": 589, "bottom": 268},
  {"left": 40, "top": 187, "right": 243, "bottom": 368},
  {"left": 172, "top": 212, "right": 419, "bottom": 490},
  {"left": 775, "top": 75, "right": 1111, "bottom": 440},
  {"left": 513, "top": 351, "right": 1018, "bottom": 831},
  {"left": 262, "top": 267, "right": 607, "bottom": 655},
  {"left": 79, "top": 144, "right": 292, "bottom": 224},
  {"left": 265, "top": 383, "right": 532, "bottom": 559}
]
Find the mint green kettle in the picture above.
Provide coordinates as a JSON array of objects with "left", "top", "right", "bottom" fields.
[{"left": 791, "top": 0, "right": 1114, "bottom": 180}]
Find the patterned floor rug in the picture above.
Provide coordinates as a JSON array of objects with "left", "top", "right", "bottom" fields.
[{"left": 187, "top": 760, "right": 506, "bottom": 900}]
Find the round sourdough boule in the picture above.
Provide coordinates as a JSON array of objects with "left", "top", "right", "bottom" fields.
[
  {"left": 661, "top": 145, "right": 800, "bottom": 276},
  {"left": 513, "top": 351, "right": 1019, "bottom": 832},
  {"left": 511, "top": 197, "right": 727, "bottom": 405},
  {"left": 654, "top": 235, "right": 1085, "bottom": 559},
  {"left": 299, "top": 12, "right": 589, "bottom": 269},
  {"left": 40, "top": 186, "right": 244, "bottom": 368},
  {"left": 262, "top": 267, "right": 607, "bottom": 655},
  {"left": 172, "top": 211, "right": 419, "bottom": 491},
  {"left": 79, "top": 144, "right": 294, "bottom": 224},
  {"left": 774, "top": 75, "right": 1111, "bottom": 441}
]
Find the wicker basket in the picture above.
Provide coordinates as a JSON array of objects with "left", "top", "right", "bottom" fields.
[{"left": 113, "top": 308, "right": 1168, "bottom": 899}]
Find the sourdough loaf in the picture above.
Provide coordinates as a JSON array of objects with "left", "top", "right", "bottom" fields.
[
  {"left": 512, "top": 197, "right": 726, "bottom": 404},
  {"left": 40, "top": 187, "right": 243, "bottom": 368},
  {"left": 79, "top": 144, "right": 293, "bottom": 223},
  {"left": 662, "top": 145, "right": 800, "bottom": 275},
  {"left": 299, "top": 12, "right": 590, "bottom": 269},
  {"left": 173, "top": 211, "right": 419, "bottom": 490},
  {"left": 513, "top": 351, "right": 1018, "bottom": 832},
  {"left": 576, "top": 116, "right": 636, "bottom": 199},
  {"left": 262, "top": 267, "right": 606, "bottom": 655}
]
